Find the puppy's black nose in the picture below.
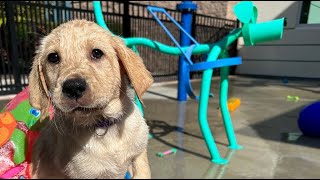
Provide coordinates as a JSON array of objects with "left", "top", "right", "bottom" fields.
[{"left": 62, "top": 78, "right": 87, "bottom": 99}]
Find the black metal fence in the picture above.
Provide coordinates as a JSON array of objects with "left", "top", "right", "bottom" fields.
[{"left": 0, "top": 1, "right": 238, "bottom": 95}]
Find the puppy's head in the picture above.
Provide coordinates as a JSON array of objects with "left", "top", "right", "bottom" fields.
[{"left": 28, "top": 19, "right": 153, "bottom": 123}]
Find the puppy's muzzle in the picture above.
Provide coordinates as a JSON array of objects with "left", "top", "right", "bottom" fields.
[{"left": 62, "top": 78, "right": 87, "bottom": 100}]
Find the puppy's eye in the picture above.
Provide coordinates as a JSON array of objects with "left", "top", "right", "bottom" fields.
[
  {"left": 47, "top": 52, "right": 60, "bottom": 64},
  {"left": 91, "top": 49, "right": 104, "bottom": 59}
]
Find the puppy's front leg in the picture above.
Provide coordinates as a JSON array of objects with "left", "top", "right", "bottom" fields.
[{"left": 131, "top": 149, "right": 151, "bottom": 179}]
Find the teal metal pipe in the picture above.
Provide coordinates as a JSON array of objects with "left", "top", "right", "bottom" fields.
[
  {"left": 124, "top": 28, "right": 242, "bottom": 56},
  {"left": 198, "top": 45, "right": 228, "bottom": 164},
  {"left": 92, "top": 1, "right": 111, "bottom": 32},
  {"left": 219, "top": 65, "right": 243, "bottom": 150}
]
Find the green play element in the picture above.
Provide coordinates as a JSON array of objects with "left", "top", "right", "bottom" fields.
[
  {"left": 234, "top": 1, "right": 284, "bottom": 46},
  {"left": 287, "top": 95, "right": 299, "bottom": 101},
  {"left": 242, "top": 18, "right": 285, "bottom": 46},
  {"left": 10, "top": 100, "right": 40, "bottom": 129},
  {"left": 234, "top": 1, "right": 255, "bottom": 24},
  {"left": 10, "top": 129, "right": 27, "bottom": 164}
]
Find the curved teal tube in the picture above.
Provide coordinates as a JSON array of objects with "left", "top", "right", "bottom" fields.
[
  {"left": 125, "top": 37, "right": 210, "bottom": 55},
  {"left": 135, "top": 95, "right": 144, "bottom": 117},
  {"left": 93, "top": 1, "right": 112, "bottom": 32},
  {"left": 196, "top": 30, "right": 242, "bottom": 164},
  {"left": 131, "top": 45, "right": 145, "bottom": 117},
  {"left": 198, "top": 46, "right": 228, "bottom": 164},
  {"left": 219, "top": 53, "right": 243, "bottom": 150},
  {"left": 124, "top": 28, "right": 242, "bottom": 56}
]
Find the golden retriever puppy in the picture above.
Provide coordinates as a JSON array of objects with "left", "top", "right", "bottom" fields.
[{"left": 28, "top": 19, "right": 153, "bottom": 179}]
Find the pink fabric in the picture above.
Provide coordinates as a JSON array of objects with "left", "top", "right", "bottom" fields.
[
  {"left": 0, "top": 140, "right": 32, "bottom": 179},
  {"left": 49, "top": 97, "right": 55, "bottom": 121},
  {"left": 5, "top": 87, "right": 30, "bottom": 111},
  {"left": 0, "top": 165, "right": 24, "bottom": 179}
]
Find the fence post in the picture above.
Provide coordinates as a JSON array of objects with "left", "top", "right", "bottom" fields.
[
  {"left": 5, "top": 1, "right": 22, "bottom": 93},
  {"left": 176, "top": 1, "right": 197, "bottom": 102},
  {"left": 123, "top": 1, "right": 131, "bottom": 37}
]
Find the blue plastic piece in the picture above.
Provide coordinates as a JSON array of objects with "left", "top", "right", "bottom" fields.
[
  {"left": 298, "top": 101, "right": 320, "bottom": 137},
  {"left": 125, "top": 171, "right": 131, "bottom": 179},
  {"left": 29, "top": 108, "right": 40, "bottom": 117}
]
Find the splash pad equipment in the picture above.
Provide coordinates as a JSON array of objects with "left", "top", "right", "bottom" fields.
[{"left": 93, "top": 0, "right": 284, "bottom": 164}]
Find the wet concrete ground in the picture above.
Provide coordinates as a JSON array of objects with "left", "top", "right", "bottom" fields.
[
  {"left": 0, "top": 76, "right": 319, "bottom": 179},
  {"left": 143, "top": 76, "right": 320, "bottom": 179}
]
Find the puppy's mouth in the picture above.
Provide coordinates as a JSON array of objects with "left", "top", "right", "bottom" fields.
[
  {"left": 71, "top": 106, "right": 103, "bottom": 113},
  {"left": 73, "top": 106, "right": 101, "bottom": 111},
  {"left": 71, "top": 106, "right": 104, "bottom": 114}
]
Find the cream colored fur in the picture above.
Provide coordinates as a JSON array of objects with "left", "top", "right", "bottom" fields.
[{"left": 28, "top": 19, "right": 153, "bottom": 179}]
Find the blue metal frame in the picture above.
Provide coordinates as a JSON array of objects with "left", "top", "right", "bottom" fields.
[
  {"left": 147, "top": 6, "right": 199, "bottom": 65},
  {"left": 177, "top": 1, "right": 197, "bottom": 102},
  {"left": 147, "top": 5, "right": 242, "bottom": 102},
  {"left": 147, "top": 5, "right": 201, "bottom": 101},
  {"left": 147, "top": 3, "right": 199, "bottom": 102}
]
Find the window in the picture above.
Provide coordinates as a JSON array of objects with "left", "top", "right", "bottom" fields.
[{"left": 300, "top": 1, "right": 320, "bottom": 24}]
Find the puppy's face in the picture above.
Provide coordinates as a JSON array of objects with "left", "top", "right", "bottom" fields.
[
  {"left": 28, "top": 20, "right": 153, "bottom": 123},
  {"left": 41, "top": 20, "right": 121, "bottom": 115}
]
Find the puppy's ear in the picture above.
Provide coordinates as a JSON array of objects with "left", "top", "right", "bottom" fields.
[
  {"left": 112, "top": 36, "right": 153, "bottom": 103},
  {"left": 28, "top": 53, "right": 50, "bottom": 121}
]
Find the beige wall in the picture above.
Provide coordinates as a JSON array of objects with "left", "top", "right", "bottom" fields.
[{"left": 236, "top": 1, "right": 320, "bottom": 78}]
